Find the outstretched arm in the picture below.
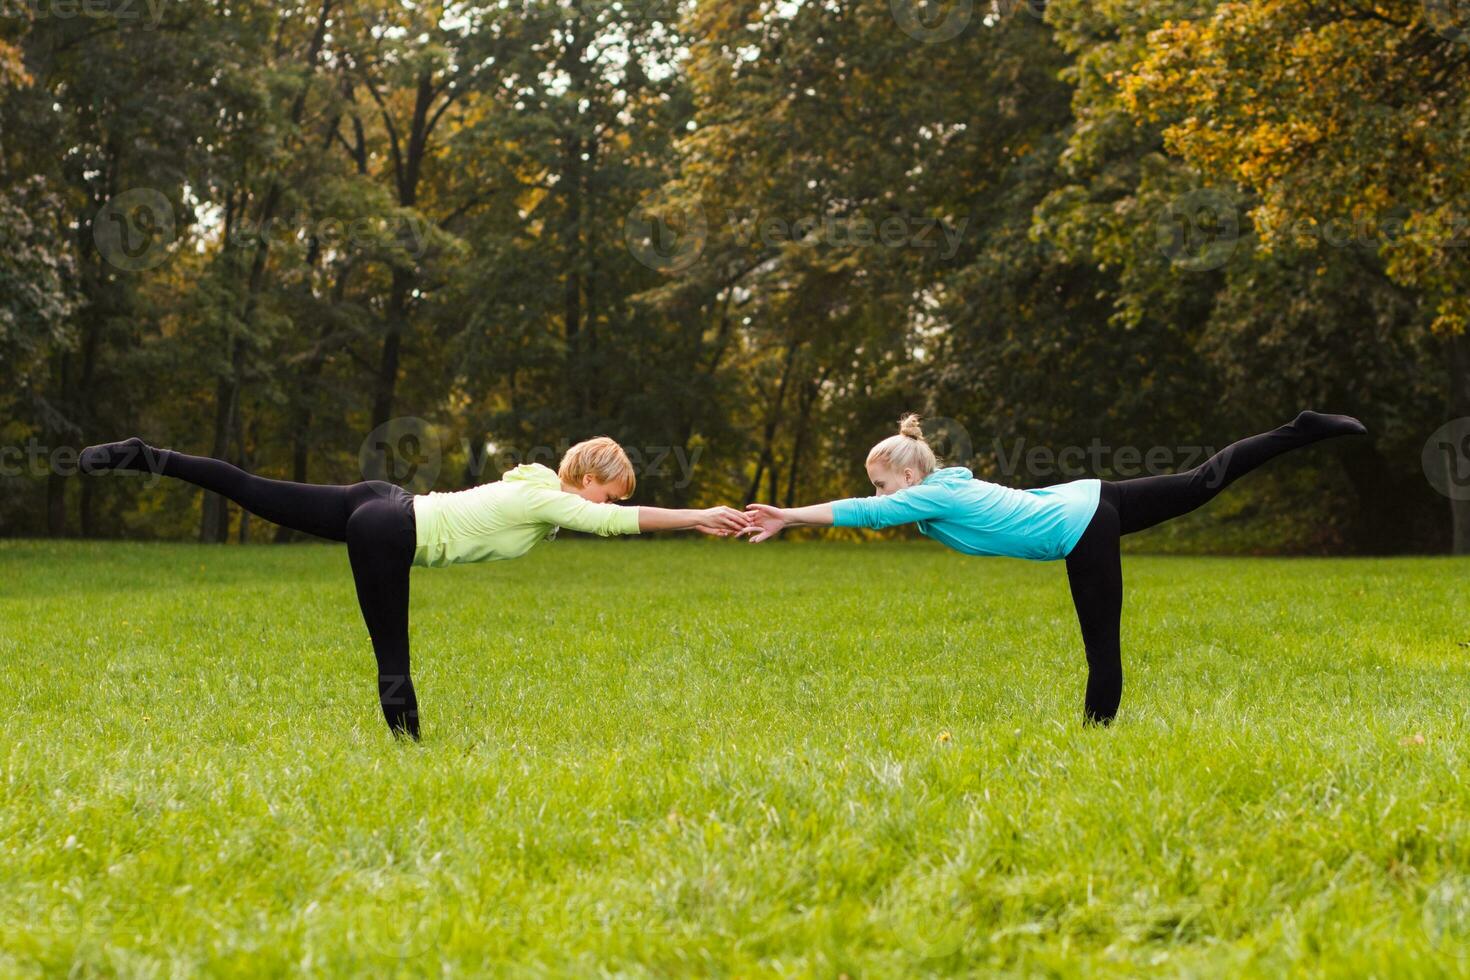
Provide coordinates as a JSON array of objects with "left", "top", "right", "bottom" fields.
[
  {"left": 517, "top": 489, "right": 747, "bottom": 537},
  {"left": 744, "top": 484, "right": 954, "bottom": 542},
  {"left": 638, "top": 505, "right": 750, "bottom": 536},
  {"left": 740, "top": 502, "right": 834, "bottom": 542}
]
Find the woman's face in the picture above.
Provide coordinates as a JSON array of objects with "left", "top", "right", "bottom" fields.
[
  {"left": 865, "top": 460, "right": 922, "bottom": 497},
  {"left": 575, "top": 474, "right": 630, "bottom": 503}
]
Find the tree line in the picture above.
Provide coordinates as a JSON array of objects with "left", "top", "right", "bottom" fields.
[{"left": 1, "top": 0, "right": 1465, "bottom": 552}]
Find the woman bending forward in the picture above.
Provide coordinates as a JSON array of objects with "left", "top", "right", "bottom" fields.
[
  {"left": 79, "top": 436, "right": 748, "bottom": 739},
  {"left": 740, "top": 411, "right": 1366, "bottom": 725}
]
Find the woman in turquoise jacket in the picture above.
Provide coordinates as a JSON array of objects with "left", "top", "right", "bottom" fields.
[{"left": 741, "top": 411, "right": 1367, "bottom": 725}]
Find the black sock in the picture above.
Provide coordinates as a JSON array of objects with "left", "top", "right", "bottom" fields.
[
  {"left": 1289, "top": 410, "right": 1367, "bottom": 440},
  {"left": 78, "top": 437, "right": 166, "bottom": 474}
]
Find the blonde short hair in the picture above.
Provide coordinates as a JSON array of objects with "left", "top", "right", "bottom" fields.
[
  {"left": 559, "top": 436, "right": 636, "bottom": 498},
  {"left": 866, "top": 413, "right": 938, "bottom": 477}
]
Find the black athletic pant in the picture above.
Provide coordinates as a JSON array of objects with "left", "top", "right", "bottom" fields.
[
  {"left": 91, "top": 442, "right": 421, "bottom": 738},
  {"left": 1062, "top": 411, "right": 1364, "bottom": 725}
]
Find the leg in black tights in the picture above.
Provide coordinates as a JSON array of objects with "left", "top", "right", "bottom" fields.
[
  {"left": 80, "top": 437, "right": 422, "bottom": 738},
  {"left": 1063, "top": 483, "right": 1123, "bottom": 725},
  {"left": 1063, "top": 411, "right": 1366, "bottom": 725}
]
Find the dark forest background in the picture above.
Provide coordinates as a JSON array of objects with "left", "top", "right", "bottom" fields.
[{"left": 2, "top": 0, "right": 1467, "bottom": 553}]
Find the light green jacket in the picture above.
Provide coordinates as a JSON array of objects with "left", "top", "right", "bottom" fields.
[{"left": 412, "top": 463, "right": 641, "bottom": 568}]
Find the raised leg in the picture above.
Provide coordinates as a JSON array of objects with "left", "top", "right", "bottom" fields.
[
  {"left": 1112, "top": 410, "right": 1366, "bottom": 536},
  {"left": 81, "top": 438, "right": 354, "bottom": 541}
]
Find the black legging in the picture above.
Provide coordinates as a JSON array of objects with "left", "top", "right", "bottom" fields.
[
  {"left": 87, "top": 440, "right": 421, "bottom": 738},
  {"left": 1063, "top": 411, "right": 1365, "bottom": 725}
]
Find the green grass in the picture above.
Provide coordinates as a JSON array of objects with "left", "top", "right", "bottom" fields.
[{"left": 2, "top": 538, "right": 1468, "bottom": 977}]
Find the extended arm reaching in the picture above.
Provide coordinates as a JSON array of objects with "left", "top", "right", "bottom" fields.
[
  {"left": 740, "top": 502, "right": 835, "bottom": 542},
  {"left": 517, "top": 488, "right": 747, "bottom": 537},
  {"left": 743, "top": 484, "right": 955, "bottom": 542},
  {"left": 638, "top": 505, "right": 750, "bottom": 536}
]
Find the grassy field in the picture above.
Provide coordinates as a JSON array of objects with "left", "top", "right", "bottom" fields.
[{"left": 1, "top": 538, "right": 1467, "bottom": 977}]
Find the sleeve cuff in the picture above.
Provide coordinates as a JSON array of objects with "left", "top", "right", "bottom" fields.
[{"left": 619, "top": 506, "right": 643, "bottom": 535}]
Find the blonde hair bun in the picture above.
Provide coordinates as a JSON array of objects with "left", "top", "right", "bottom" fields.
[{"left": 866, "top": 412, "right": 938, "bottom": 477}]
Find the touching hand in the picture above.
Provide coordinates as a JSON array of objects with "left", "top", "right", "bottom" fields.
[
  {"left": 696, "top": 505, "right": 750, "bottom": 537},
  {"left": 740, "top": 503, "right": 786, "bottom": 542}
]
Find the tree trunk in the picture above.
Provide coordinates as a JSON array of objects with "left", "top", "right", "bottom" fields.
[
  {"left": 369, "top": 70, "right": 435, "bottom": 445},
  {"left": 1338, "top": 439, "right": 1441, "bottom": 555},
  {"left": 236, "top": 409, "right": 252, "bottom": 544},
  {"left": 783, "top": 373, "right": 823, "bottom": 507},
  {"left": 200, "top": 364, "right": 239, "bottom": 543},
  {"left": 369, "top": 266, "right": 411, "bottom": 449},
  {"left": 563, "top": 131, "right": 586, "bottom": 421},
  {"left": 743, "top": 344, "right": 800, "bottom": 506},
  {"left": 44, "top": 350, "right": 71, "bottom": 536},
  {"left": 277, "top": 246, "right": 341, "bottom": 542},
  {"left": 75, "top": 307, "right": 104, "bottom": 537},
  {"left": 1449, "top": 329, "right": 1470, "bottom": 555},
  {"left": 46, "top": 471, "right": 67, "bottom": 537}
]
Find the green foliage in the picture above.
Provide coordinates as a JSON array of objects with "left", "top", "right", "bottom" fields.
[{"left": 0, "top": 0, "right": 1460, "bottom": 550}]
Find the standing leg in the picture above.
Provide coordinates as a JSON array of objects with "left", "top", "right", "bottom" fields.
[
  {"left": 1064, "top": 486, "right": 1124, "bottom": 725},
  {"left": 81, "top": 437, "right": 355, "bottom": 541},
  {"left": 1111, "top": 410, "right": 1366, "bottom": 536},
  {"left": 345, "top": 487, "right": 420, "bottom": 739}
]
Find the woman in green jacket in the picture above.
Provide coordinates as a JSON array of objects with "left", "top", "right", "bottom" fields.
[{"left": 78, "top": 435, "right": 748, "bottom": 739}]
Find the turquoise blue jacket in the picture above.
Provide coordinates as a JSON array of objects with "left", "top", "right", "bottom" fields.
[{"left": 830, "top": 467, "right": 1101, "bottom": 561}]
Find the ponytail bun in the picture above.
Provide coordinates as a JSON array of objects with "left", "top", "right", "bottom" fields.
[{"left": 867, "top": 412, "right": 938, "bottom": 477}]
